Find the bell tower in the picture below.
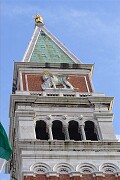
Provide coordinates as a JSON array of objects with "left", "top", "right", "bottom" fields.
[{"left": 9, "top": 15, "right": 120, "bottom": 180}]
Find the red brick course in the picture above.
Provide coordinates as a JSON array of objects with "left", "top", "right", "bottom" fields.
[
  {"left": 24, "top": 174, "right": 47, "bottom": 180},
  {"left": 70, "top": 176, "right": 81, "bottom": 180},
  {"left": 82, "top": 174, "right": 93, "bottom": 180},
  {"left": 59, "top": 174, "right": 70, "bottom": 180},
  {"left": 94, "top": 176, "right": 104, "bottom": 180},
  {"left": 24, "top": 174, "right": 119, "bottom": 180},
  {"left": 103, "top": 174, "right": 119, "bottom": 180},
  {"left": 48, "top": 176, "right": 59, "bottom": 180}
]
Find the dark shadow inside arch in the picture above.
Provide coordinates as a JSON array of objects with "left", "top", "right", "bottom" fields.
[
  {"left": 52, "top": 120, "right": 65, "bottom": 140},
  {"left": 68, "top": 120, "right": 81, "bottom": 141},
  {"left": 35, "top": 120, "right": 48, "bottom": 140},
  {"left": 84, "top": 121, "right": 98, "bottom": 140}
]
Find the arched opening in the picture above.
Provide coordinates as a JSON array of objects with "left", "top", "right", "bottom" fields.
[
  {"left": 84, "top": 121, "right": 98, "bottom": 140},
  {"left": 68, "top": 120, "right": 81, "bottom": 141},
  {"left": 52, "top": 120, "right": 65, "bottom": 140},
  {"left": 35, "top": 120, "right": 48, "bottom": 140}
]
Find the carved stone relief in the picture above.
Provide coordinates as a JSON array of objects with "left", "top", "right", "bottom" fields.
[{"left": 41, "top": 71, "right": 74, "bottom": 90}]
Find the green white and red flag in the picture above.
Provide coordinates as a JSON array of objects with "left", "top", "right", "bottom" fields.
[{"left": 0, "top": 122, "right": 12, "bottom": 173}]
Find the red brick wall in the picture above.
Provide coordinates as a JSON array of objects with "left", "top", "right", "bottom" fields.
[
  {"left": 21, "top": 73, "right": 93, "bottom": 93},
  {"left": 48, "top": 176, "right": 59, "bottom": 180},
  {"left": 103, "top": 174, "right": 118, "bottom": 180},
  {"left": 24, "top": 176, "right": 32, "bottom": 180},
  {"left": 70, "top": 176, "right": 81, "bottom": 180},
  {"left": 59, "top": 174, "right": 70, "bottom": 180},
  {"left": 82, "top": 174, "right": 93, "bottom": 180},
  {"left": 24, "top": 174, "right": 119, "bottom": 180},
  {"left": 95, "top": 177, "right": 104, "bottom": 180},
  {"left": 68, "top": 75, "right": 88, "bottom": 92},
  {"left": 24, "top": 174, "right": 47, "bottom": 180},
  {"left": 27, "top": 74, "right": 43, "bottom": 91}
]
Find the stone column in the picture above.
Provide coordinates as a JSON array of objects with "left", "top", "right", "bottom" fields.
[
  {"left": 64, "top": 124, "right": 70, "bottom": 140},
  {"left": 79, "top": 123, "right": 86, "bottom": 140},
  {"left": 48, "top": 123, "right": 53, "bottom": 140},
  {"left": 96, "top": 125, "right": 102, "bottom": 140}
]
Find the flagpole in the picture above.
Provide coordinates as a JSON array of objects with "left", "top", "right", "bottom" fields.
[{"left": 0, "top": 159, "right": 6, "bottom": 173}]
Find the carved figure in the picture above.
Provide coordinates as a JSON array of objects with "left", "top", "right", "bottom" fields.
[{"left": 41, "top": 71, "right": 74, "bottom": 90}]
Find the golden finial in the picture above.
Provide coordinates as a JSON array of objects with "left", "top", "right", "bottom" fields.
[{"left": 34, "top": 13, "right": 44, "bottom": 23}]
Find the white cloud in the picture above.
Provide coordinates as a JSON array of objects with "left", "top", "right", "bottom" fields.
[
  {"left": 1, "top": 2, "right": 120, "bottom": 34},
  {"left": 65, "top": 9, "right": 120, "bottom": 34},
  {"left": 1, "top": 3, "right": 39, "bottom": 17},
  {"left": 116, "top": 135, "right": 120, "bottom": 142}
]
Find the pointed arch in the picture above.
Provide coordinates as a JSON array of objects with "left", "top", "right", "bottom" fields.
[
  {"left": 68, "top": 120, "right": 81, "bottom": 141},
  {"left": 84, "top": 121, "right": 98, "bottom": 140},
  {"left": 35, "top": 120, "right": 48, "bottom": 140}
]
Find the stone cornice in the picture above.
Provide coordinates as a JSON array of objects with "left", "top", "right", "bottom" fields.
[
  {"left": 9, "top": 94, "right": 114, "bottom": 117},
  {"left": 13, "top": 62, "right": 94, "bottom": 80},
  {"left": 14, "top": 62, "right": 94, "bottom": 71}
]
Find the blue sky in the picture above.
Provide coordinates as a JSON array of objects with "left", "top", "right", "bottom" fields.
[{"left": 0, "top": 0, "right": 120, "bottom": 178}]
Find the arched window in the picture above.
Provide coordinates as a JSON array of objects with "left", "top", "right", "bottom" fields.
[
  {"left": 52, "top": 120, "right": 65, "bottom": 140},
  {"left": 35, "top": 120, "right": 48, "bottom": 140},
  {"left": 68, "top": 120, "right": 81, "bottom": 141},
  {"left": 84, "top": 121, "right": 98, "bottom": 141}
]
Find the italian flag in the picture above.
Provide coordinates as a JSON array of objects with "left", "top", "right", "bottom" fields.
[{"left": 0, "top": 122, "right": 12, "bottom": 173}]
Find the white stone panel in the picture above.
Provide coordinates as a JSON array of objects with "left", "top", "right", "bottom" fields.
[
  {"left": 19, "top": 121, "right": 36, "bottom": 139},
  {"left": 98, "top": 122, "right": 116, "bottom": 140}
]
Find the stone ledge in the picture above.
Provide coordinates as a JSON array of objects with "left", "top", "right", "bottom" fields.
[{"left": 17, "top": 140, "right": 120, "bottom": 152}]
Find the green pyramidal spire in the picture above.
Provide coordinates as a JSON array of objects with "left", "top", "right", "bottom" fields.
[
  {"left": 30, "top": 30, "right": 75, "bottom": 63},
  {"left": 22, "top": 14, "right": 82, "bottom": 64}
]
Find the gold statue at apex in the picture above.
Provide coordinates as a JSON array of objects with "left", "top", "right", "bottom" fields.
[{"left": 34, "top": 13, "right": 44, "bottom": 23}]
